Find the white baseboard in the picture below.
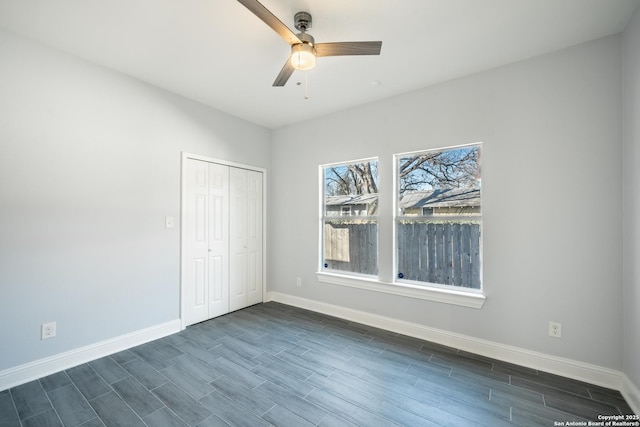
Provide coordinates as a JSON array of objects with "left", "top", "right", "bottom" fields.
[
  {"left": 0, "top": 319, "right": 181, "bottom": 392},
  {"left": 622, "top": 375, "right": 640, "bottom": 415},
  {"left": 266, "top": 292, "right": 628, "bottom": 393}
]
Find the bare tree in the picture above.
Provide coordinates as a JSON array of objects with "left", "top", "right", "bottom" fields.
[
  {"left": 326, "top": 161, "right": 379, "bottom": 195},
  {"left": 324, "top": 146, "right": 479, "bottom": 197},
  {"left": 399, "top": 147, "right": 479, "bottom": 195}
]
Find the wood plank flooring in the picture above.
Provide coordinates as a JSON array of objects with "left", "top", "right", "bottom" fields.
[{"left": 0, "top": 302, "right": 635, "bottom": 426}]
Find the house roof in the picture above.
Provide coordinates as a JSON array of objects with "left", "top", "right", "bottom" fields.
[
  {"left": 399, "top": 187, "right": 480, "bottom": 209},
  {"left": 325, "top": 187, "right": 479, "bottom": 209},
  {"left": 325, "top": 193, "right": 379, "bottom": 206}
]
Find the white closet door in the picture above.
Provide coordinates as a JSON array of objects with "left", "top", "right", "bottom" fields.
[
  {"left": 229, "top": 168, "right": 263, "bottom": 311},
  {"left": 184, "top": 159, "right": 211, "bottom": 326},
  {"left": 183, "top": 156, "right": 263, "bottom": 324},
  {"left": 207, "top": 163, "right": 230, "bottom": 318},
  {"left": 229, "top": 167, "right": 248, "bottom": 312},
  {"left": 246, "top": 170, "right": 263, "bottom": 306}
]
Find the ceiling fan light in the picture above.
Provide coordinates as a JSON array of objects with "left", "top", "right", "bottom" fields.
[{"left": 291, "top": 43, "right": 316, "bottom": 70}]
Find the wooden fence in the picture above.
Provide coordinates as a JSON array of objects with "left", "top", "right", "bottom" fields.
[
  {"left": 397, "top": 221, "right": 481, "bottom": 288},
  {"left": 324, "top": 221, "right": 481, "bottom": 288},
  {"left": 323, "top": 222, "right": 378, "bottom": 275}
]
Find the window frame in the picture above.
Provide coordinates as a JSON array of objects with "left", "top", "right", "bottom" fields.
[
  {"left": 394, "top": 143, "right": 483, "bottom": 293},
  {"left": 317, "top": 148, "right": 485, "bottom": 309},
  {"left": 319, "top": 157, "right": 379, "bottom": 278}
]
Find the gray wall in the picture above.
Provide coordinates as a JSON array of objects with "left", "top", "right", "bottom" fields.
[
  {"left": 270, "top": 35, "right": 623, "bottom": 370},
  {"left": 0, "top": 29, "right": 270, "bottom": 371},
  {"left": 623, "top": 7, "right": 640, "bottom": 391}
]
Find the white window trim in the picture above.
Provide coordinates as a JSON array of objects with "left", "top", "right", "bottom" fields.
[
  {"left": 320, "top": 157, "right": 379, "bottom": 276},
  {"left": 317, "top": 148, "right": 486, "bottom": 309},
  {"left": 316, "top": 271, "right": 485, "bottom": 309},
  {"left": 393, "top": 143, "right": 484, "bottom": 294}
]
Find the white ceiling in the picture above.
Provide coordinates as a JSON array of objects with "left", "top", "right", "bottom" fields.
[{"left": 0, "top": 0, "right": 638, "bottom": 129}]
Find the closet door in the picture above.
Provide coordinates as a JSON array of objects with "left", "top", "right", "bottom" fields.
[
  {"left": 229, "top": 168, "right": 263, "bottom": 311},
  {"left": 184, "top": 159, "right": 211, "bottom": 326},
  {"left": 246, "top": 170, "right": 263, "bottom": 306},
  {"left": 207, "top": 163, "right": 230, "bottom": 318},
  {"left": 184, "top": 159, "right": 230, "bottom": 326},
  {"left": 183, "top": 156, "right": 263, "bottom": 326}
]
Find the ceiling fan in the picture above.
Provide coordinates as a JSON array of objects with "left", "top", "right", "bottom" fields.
[{"left": 237, "top": 0, "right": 383, "bottom": 87}]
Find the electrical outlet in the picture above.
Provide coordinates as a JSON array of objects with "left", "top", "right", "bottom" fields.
[
  {"left": 548, "top": 321, "right": 562, "bottom": 339},
  {"left": 296, "top": 277, "right": 302, "bottom": 287},
  {"left": 41, "top": 322, "right": 56, "bottom": 340}
]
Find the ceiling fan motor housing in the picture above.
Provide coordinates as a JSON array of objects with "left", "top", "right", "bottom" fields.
[{"left": 294, "top": 11, "right": 312, "bottom": 32}]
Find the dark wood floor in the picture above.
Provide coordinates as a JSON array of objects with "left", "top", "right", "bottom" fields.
[{"left": 0, "top": 302, "right": 635, "bottom": 426}]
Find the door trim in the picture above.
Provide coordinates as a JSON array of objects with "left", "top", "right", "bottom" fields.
[{"left": 180, "top": 152, "right": 267, "bottom": 330}]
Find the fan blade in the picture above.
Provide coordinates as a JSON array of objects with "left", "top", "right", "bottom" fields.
[
  {"left": 273, "top": 58, "right": 295, "bottom": 86},
  {"left": 315, "top": 41, "right": 382, "bottom": 57},
  {"left": 237, "top": 0, "right": 302, "bottom": 45}
]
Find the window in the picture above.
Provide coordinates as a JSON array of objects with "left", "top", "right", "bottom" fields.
[
  {"left": 321, "top": 159, "right": 378, "bottom": 276},
  {"left": 396, "top": 144, "right": 482, "bottom": 291}
]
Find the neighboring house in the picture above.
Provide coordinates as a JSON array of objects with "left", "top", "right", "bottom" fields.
[
  {"left": 399, "top": 187, "right": 480, "bottom": 216},
  {"left": 325, "top": 187, "right": 480, "bottom": 217},
  {"left": 324, "top": 193, "right": 379, "bottom": 216}
]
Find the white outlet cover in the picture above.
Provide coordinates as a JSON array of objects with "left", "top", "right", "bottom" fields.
[
  {"left": 548, "top": 321, "right": 562, "bottom": 338},
  {"left": 41, "top": 322, "right": 56, "bottom": 340}
]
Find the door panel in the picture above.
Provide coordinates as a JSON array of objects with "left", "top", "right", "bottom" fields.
[
  {"left": 184, "top": 159, "right": 210, "bottom": 326},
  {"left": 194, "top": 195, "right": 207, "bottom": 242},
  {"left": 208, "top": 164, "right": 229, "bottom": 318},
  {"left": 247, "top": 252, "right": 257, "bottom": 294},
  {"left": 229, "top": 252, "right": 247, "bottom": 311},
  {"left": 247, "top": 170, "right": 263, "bottom": 305},
  {"left": 229, "top": 168, "right": 248, "bottom": 311},
  {"left": 209, "top": 254, "right": 227, "bottom": 318},
  {"left": 194, "top": 258, "right": 206, "bottom": 307}
]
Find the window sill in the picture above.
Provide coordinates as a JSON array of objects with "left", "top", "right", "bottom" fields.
[{"left": 316, "top": 272, "right": 486, "bottom": 309}]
